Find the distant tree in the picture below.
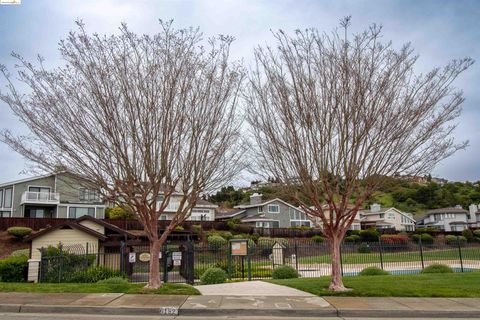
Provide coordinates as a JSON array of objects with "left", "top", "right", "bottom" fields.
[{"left": 246, "top": 17, "right": 473, "bottom": 290}]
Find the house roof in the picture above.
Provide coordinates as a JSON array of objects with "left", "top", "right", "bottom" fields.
[
  {"left": 426, "top": 207, "right": 468, "bottom": 214},
  {"left": 215, "top": 208, "right": 246, "bottom": 219},
  {"left": 235, "top": 198, "right": 301, "bottom": 212},
  {"left": 195, "top": 199, "right": 218, "bottom": 208},
  {"left": 25, "top": 221, "right": 108, "bottom": 241},
  {"left": 0, "top": 173, "right": 56, "bottom": 188},
  {"left": 74, "top": 215, "right": 137, "bottom": 238}
]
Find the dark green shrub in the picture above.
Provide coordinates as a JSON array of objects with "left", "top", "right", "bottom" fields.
[
  {"left": 421, "top": 264, "right": 454, "bottom": 274},
  {"left": 359, "top": 228, "right": 380, "bottom": 241},
  {"left": 7, "top": 227, "right": 32, "bottom": 239},
  {"left": 0, "top": 255, "right": 28, "bottom": 282},
  {"left": 445, "top": 235, "right": 467, "bottom": 245},
  {"left": 257, "top": 237, "right": 275, "bottom": 247},
  {"left": 473, "top": 230, "right": 480, "bottom": 238},
  {"left": 250, "top": 233, "right": 260, "bottom": 242},
  {"left": 344, "top": 235, "right": 360, "bottom": 243},
  {"left": 272, "top": 265, "right": 298, "bottom": 279},
  {"left": 69, "top": 266, "right": 123, "bottom": 283},
  {"left": 462, "top": 229, "right": 475, "bottom": 242},
  {"left": 348, "top": 229, "right": 361, "bottom": 236},
  {"left": 200, "top": 267, "right": 227, "bottom": 284},
  {"left": 421, "top": 233, "right": 434, "bottom": 243},
  {"left": 358, "top": 243, "right": 372, "bottom": 253},
  {"left": 226, "top": 218, "right": 240, "bottom": 230},
  {"left": 207, "top": 235, "right": 228, "bottom": 249},
  {"left": 312, "top": 235, "right": 325, "bottom": 243},
  {"left": 359, "top": 266, "right": 390, "bottom": 276},
  {"left": 191, "top": 224, "right": 202, "bottom": 234},
  {"left": 233, "top": 224, "right": 253, "bottom": 234}
]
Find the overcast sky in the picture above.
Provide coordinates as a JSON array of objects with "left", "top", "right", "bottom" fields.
[{"left": 0, "top": 0, "right": 479, "bottom": 185}]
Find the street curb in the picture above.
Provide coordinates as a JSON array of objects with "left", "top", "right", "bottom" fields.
[{"left": 0, "top": 304, "right": 477, "bottom": 318}]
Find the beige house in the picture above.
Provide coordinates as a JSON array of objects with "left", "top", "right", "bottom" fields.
[
  {"left": 360, "top": 203, "right": 415, "bottom": 231},
  {"left": 308, "top": 204, "right": 362, "bottom": 231},
  {"left": 26, "top": 216, "right": 136, "bottom": 282}
]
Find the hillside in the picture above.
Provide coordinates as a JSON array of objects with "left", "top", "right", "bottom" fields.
[{"left": 208, "top": 177, "right": 480, "bottom": 216}]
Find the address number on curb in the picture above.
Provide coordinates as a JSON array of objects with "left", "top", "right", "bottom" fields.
[{"left": 160, "top": 307, "right": 178, "bottom": 315}]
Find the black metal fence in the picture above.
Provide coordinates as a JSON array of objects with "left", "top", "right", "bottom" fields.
[{"left": 38, "top": 238, "right": 480, "bottom": 284}]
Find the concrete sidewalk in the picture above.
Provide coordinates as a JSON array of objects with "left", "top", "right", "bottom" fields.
[
  {"left": 196, "top": 280, "right": 314, "bottom": 296},
  {"left": 1, "top": 292, "right": 480, "bottom": 318}
]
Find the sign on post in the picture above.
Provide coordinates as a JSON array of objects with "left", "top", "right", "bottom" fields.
[
  {"left": 230, "top": 239, "right": 248, "bottom": 256},
  {"left": 128, "top": 252, "right": 136, "bottom": 263}
]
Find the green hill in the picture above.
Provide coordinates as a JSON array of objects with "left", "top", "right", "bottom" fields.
[{"left": 209, "top": 177, "right": 480, "bottom": 216}]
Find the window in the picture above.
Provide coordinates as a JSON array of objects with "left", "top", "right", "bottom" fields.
[
  {"left": 267, "top": 204, "right": 279, "bottom": 213},
  {"left": 79, "top": 188, "right": 100, "bottom": 202},
  {"left": 0, "top": 189, "right": 3, "bottom": 207},
  {"left": 387, "top": 212, "right": 395, "bottom": 220},
  {"left": 29, "top": 186, "right": 50, "bottom": 193},
  {"left": 191, "top": 209, "right": 210, "bottom": 221},
  {"left": 256, "top": 221, "right": 270, "bottom": 228},
  {"left": 258, "top": 206, "right": 263, "bottom": 213},
  {"left": 3, "top": 188, "right": 12, "bottom": 208},
  {"left": 69, "top": 207, "right": 95, "bottom": 218},
  {"left": 290, "top": 221, "right": 311, "bottom": 227},
  {"left": 0, "top": 211, "right": 10, "bottom": 217},
  {"left": 379, "top": 213, "right": 384, "bottom": 219},
  {"left": 160, "top": 215, "right": 168, "bottom": 220}
]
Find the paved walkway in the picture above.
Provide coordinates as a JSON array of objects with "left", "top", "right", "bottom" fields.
[
  {"left": 1, "top": 292, "right": 480, "bottom": 318},
  {"left": 195, "top": 280, "right": 314, "bottom": 296}
]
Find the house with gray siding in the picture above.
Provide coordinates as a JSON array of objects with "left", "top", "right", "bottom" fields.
[
  {"left": 0, "top": 172, "right": 105, "bottom": 219},
  {"left": 217, "top": 193, "right": 311, "bottom": 228},
  {"left": 415, "top": 205, "right": 469, "bottom": 231}
]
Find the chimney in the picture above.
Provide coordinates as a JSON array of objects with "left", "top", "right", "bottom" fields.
[
  {"left": 370, "top": 203, "right": 381, "bottom": 212},
  {"left": 250, "top": 193, "right": 263, "bottom": 205},
  {"left": 469, "top": 204, "right": 478, "bottom": 223}
]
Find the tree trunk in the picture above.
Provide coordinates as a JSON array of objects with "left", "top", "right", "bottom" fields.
[
  {"left": 146, "top": 237, "right": 162, "bottom": 289},
  {"left": 329, "top": 235, "right": 349, "bottom": 291}
]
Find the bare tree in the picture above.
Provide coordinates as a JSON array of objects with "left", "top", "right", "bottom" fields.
[
  {"left": 246, "top": 17, "right": 473, "bottom": 291},
  {"left": 0, "top": 20, "right": 245, "bottom": 289}
]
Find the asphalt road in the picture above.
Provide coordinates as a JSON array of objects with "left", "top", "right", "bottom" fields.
[{"left": 1, "top": 314, "right": 480, "bottom": 320}]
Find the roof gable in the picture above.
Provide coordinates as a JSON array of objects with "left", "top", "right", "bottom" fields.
[{"left": 25, "top": 221, "right": 108, "bottom": 242}]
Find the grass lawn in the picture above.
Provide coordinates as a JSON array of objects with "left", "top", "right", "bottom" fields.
[
  {"left": 299, "top": 247, "right": 480, "bottom": 264},
  {"left": 0, "top": 282, "right": 200, "bottom": 295},
  {"left": 269, "top": 272, "right": 480, "bottom": 297}
]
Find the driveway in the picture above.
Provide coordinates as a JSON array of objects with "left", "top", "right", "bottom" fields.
[{"left": 195, "top": 280, "right": 314, "bottom": 296}]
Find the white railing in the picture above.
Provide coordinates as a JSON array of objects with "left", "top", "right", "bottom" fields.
[{"left": 21, "top": 191, "right": 60, "bottom": 204}]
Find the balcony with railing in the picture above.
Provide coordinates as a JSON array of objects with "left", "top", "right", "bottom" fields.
[{"left": 21, "top": 191, "right": 60, "bottom": 205}]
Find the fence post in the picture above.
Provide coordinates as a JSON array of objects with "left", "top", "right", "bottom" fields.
[
  {"left": 340, "top": 241, "right": 344, "bottom": 277},
  {"left": 58, "top": 244, "right": 63, "bottom": 283},
  {"left": 378, "top": 238, "right": 384, "bottom": 270},
  {"left": 119, "top": 241, "right": 125, "bottom": 274},
  {"left": 186, "top": 241, "right": 194, "bottom": 285},
  {"left": 247, "top": 242, "right": 252, "bottom": 281},
  {"left": 85, "top": 242, "right": 89, "bottom": 271},
  {"left": 162, "top": 243, "right": 168, "bottom": 283},
  {"left": 227, "top": 243, "right": 232, "bottom": 280},
  {"left": 418, "top": 236, "right": 424, "bottom": 269},
  {"left": 457, "top": 235, "right": 464, "bottom": 272},
  {"left": 294, "top": 241, "right": 299, "bottom": 271}
]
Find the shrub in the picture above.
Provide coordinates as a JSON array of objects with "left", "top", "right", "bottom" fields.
[
  {"left": 380, "top": 234, "right": 409, "bottom": 245},
  {"left": 348, "top": 230, "right": 361, "bottom": 236},
  {"left": 191, "top": 224, "right": 202, "bottom": 234},
  {"left": 0, "top": 255, "right": 28, "bottom": 282},
  {"left": 69, "top": 266, "right": 123, "bottom": 283},
  {"left": 207, "top": 235, "right": 228, "bottom": 249},
  {"left": 358, "top": 243, "right": 372, "bottom": 253},
  {"left": 257, "top": 237, "right": 275, "bottom": 247},
  {"left": 312, "top": 235, "right": 325, "bottom": 243},
  {"left": 232, "top": 224, "right": 253, "bottom": 234},
  {"left": 226, "top": 218, "right": 240, "bottom": 231},
  {"left": 344, "top": 235, "right": 360, "bottom": 243},
  {"left": 174, "top": 226, "right": 185, "bottom": 231},
  {"left": 421, "top": 264, "right": 454, "bottom": 274},
  {"left": 473, "top": 230, "right": 480, "bottom": 238},
  {"left": 200, "top": 267, "right": 227, "bottom": 284},
  {"left": 412, "top": 233, "right": 434, "bottom": 244},
  {"left": 445, "top": 235, "right": 467, "bottom": 245},
  {"left": 10, "top": 249, "right": 29, "bottom": 258},
  {"left": 359, "top": 228, "right": 380, "bottom": 241},
  {"left": 106, "top": 206, "right": 135, "bottom": 219},
  {"left": 250, "top": 233, "right": 260, "bottom": 242},
  {"left": 359, "top": 266, "right": 390, "bottom": 276},
  {"left": 272, "top": 265, "right": 299, "bottom": 279},
  {"left": 7, "top": 227, "right": 32, "bottom": 239},
  {"left": 462, "top": 229, "right": 475, "bottom": 242}
]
